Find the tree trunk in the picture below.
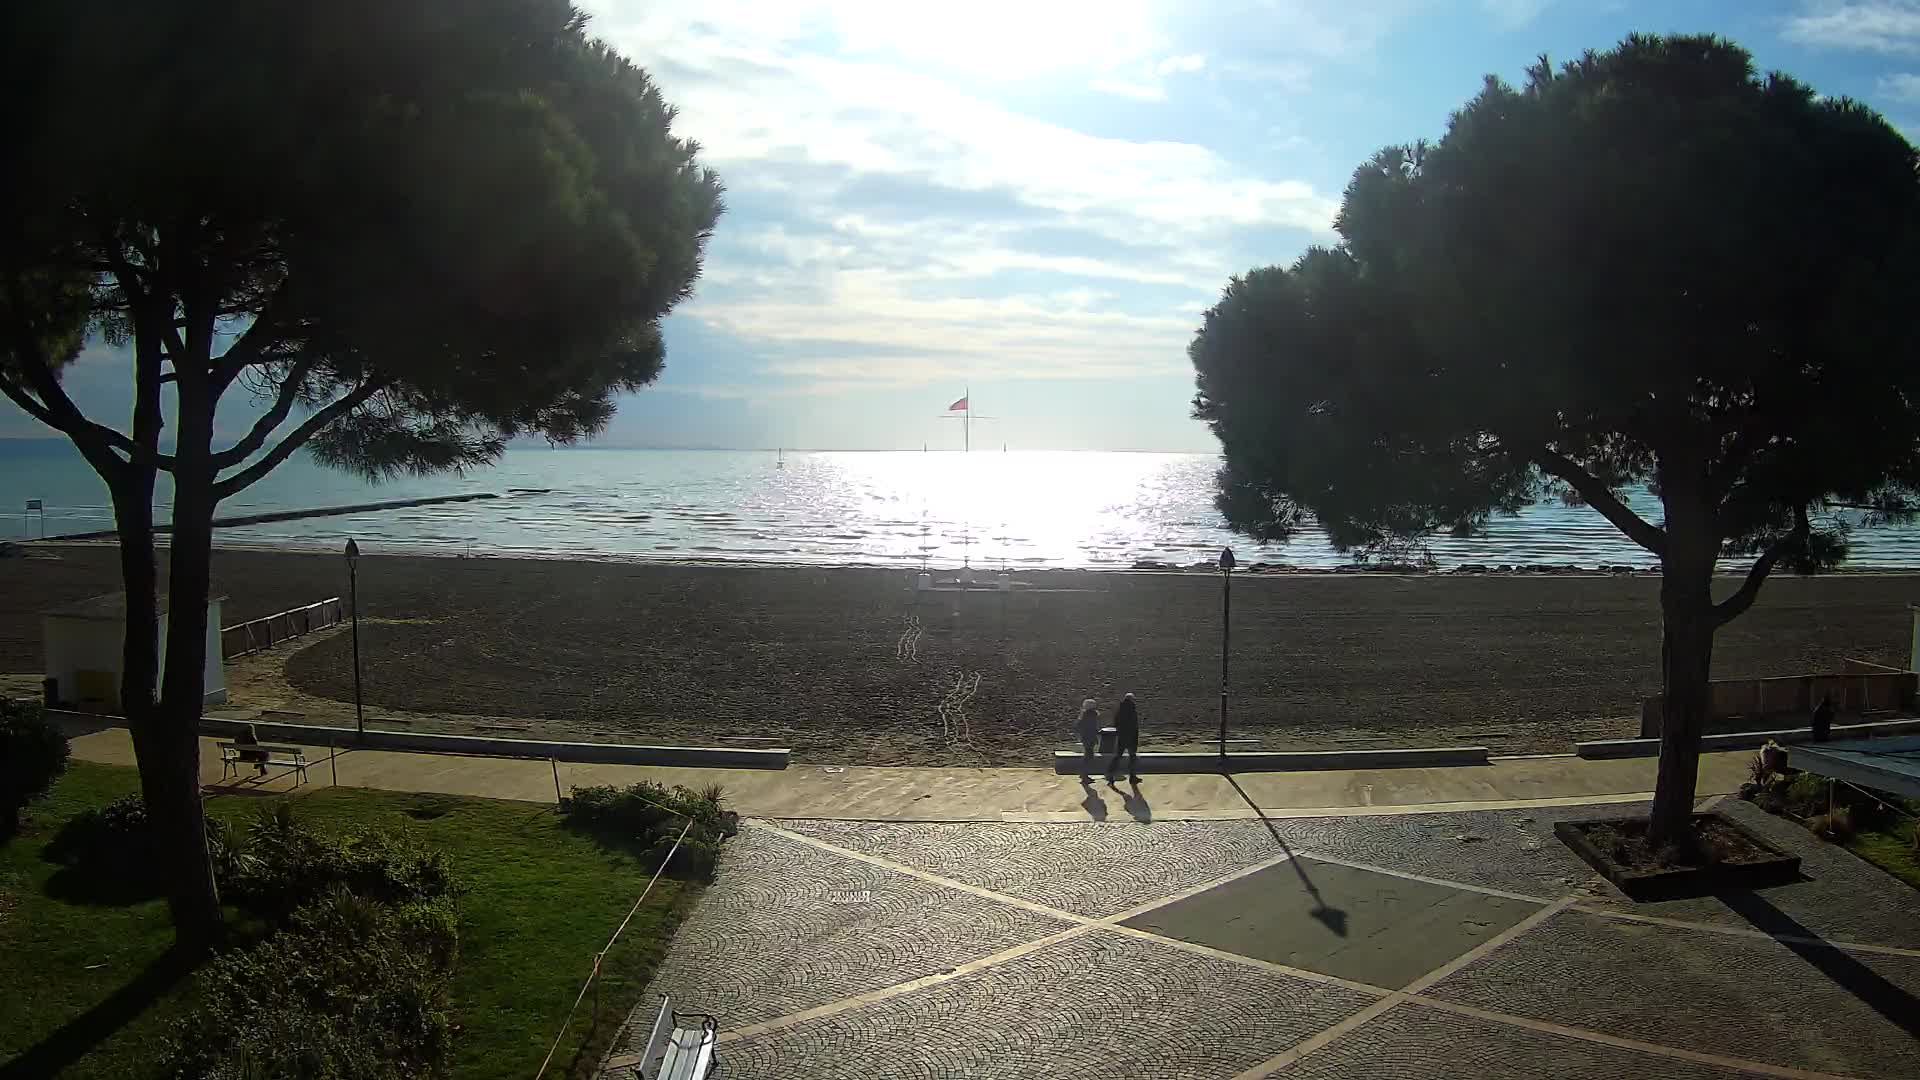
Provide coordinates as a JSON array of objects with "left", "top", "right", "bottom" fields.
[
  {"left": 1648, "top": 521, "right": 1717, "bottom": 848},
  {"left": 154, "top": 347, "right": 224, "bottom": 948}
]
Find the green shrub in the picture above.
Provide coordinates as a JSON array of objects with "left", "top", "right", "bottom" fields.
[
  {"left": 1, "top": 698, "right": 69, "bottom": 833},
  {"left": 230, "top": 803, "right": 458, "bottom": 922},
  {"left": 161, "top": 886, "right": 458, "bottom": 1080},
  {"left": 559, "top": 781, "right": 736, "bottom": 878},
  {"left": 1783, "top": 772, "right": 1832, "bottom": 817},
  {"left": 47, "top": 794, "right": 249, "bottom": 891}
]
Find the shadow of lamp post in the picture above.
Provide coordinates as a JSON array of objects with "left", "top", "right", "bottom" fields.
[
  {"left": 1219, "top": 545, "right": 1235, "bottom": 769},
  {"left": 345, "top": 537, "right": 364, "bottom": 742}
]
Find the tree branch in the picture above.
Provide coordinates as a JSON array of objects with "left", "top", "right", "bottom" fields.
[
  {"left": 210, "top": 356, "right": 317, "bottom": 469},
  {"left": 1529, "top": 446, "right": 1668, "bottom": 556},
  {"left": 3, "top": 320, "right": 129, "bottom": 480},
  {"left": 1713, "top": 506, "right": 1809, "bottom": 628},
  {"left": 0, "top": 369, "right": 61, "bottom": 428},
  {"left": 211, "top": 378, "right": 387, "bottom": 501},
  {"left": 208, "top": 286, "right": 295, "bottom": 396}
]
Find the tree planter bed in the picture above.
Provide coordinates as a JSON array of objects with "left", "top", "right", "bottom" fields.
[{"left": 1555, "top": 813, "right": 1801, "bottom": 901}]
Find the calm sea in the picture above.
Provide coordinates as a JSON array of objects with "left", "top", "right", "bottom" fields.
[{"left": 4, "top": 440, "right": 1919, "bottom": 570}]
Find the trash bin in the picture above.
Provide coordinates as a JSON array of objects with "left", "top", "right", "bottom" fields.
[{"left": 1097, "top": 726, "right": 1118, "bottom": 756}]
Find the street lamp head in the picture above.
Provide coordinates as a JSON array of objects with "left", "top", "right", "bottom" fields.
[
  {"left": 344, "top": 538, "right": 359, "bottom": 567},
  {"left": 1218, "top": 546, "right": 1236, "bottom": 572}
]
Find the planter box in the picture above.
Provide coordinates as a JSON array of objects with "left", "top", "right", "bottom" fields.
[{"left": 1554, "top": 813, "right": 1802, "bottom": 901}]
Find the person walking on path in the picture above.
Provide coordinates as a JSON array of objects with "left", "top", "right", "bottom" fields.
[
  {"left": 1107, "top": 693, "right": 1140, "bottom": 784},
  {"left": 1075, "top": 698, "right": 1102, "bottom": 781},
  {"left": 1812, "top": 694, "right": 1835, "bottom": 742}
]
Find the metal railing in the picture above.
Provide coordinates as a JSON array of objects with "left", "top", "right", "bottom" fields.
[{"left": 220, "top": 597, "right": 345, "bottom": 659}]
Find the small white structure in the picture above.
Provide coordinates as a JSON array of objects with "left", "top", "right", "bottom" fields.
[{"left": 43, "top": 592, "right": 227, "bottom": 712}]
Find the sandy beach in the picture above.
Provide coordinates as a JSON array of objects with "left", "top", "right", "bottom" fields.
[{"left": 4, "top": 543, "right": 1918, "bottom": 765}]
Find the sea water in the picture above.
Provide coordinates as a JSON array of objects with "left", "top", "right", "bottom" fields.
[{"left": 5, "top": 440, "right": 1919, "bottom": 570}]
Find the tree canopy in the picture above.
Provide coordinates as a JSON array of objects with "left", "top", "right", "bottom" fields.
[
  {"left": 2, "top": 0, "right": 722, "bottom": 484},
  {"left": 1190, "top": 34, "right": 1920, "bottom": 840},
  {"left": 0, "top": 0, "right": 723, "bottom": 941}
]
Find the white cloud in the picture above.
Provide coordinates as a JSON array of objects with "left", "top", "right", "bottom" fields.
[
  {"left": 1785, "top": 2, "right": 1920, "bottom": 53},
  {"left": 689, "top": 270, "right": 1197, "bottom": 385},
  {"left": 1878, "top": 71, "right": 1920, "bottom": 100},
  {"left": 579, "top": 1, "right": 1349, "bottom": 393},
  {"left": 1089, "top": 76, "right": 1169, "bottom": 102}
]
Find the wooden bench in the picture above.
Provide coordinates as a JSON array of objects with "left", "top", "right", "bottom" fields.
[
  {"left": 634, "top": 996, "right": 716, "bottom": 1079},
  {"left": 218, "top": 742, "right": 309, "bottom": 784}
]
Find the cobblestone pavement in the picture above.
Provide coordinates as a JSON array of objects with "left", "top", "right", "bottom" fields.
[{"left": 610, "top": 797, "right": 1920, "bottom": 1080}]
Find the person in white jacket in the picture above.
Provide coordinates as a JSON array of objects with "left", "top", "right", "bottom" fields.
[{"left": 1075, "top": 698, "right": 1102, "bottom": 781}]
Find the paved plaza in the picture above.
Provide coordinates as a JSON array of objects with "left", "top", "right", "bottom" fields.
[{"left": 613, "top": 796, "right": 1920, "bottom": 1080}]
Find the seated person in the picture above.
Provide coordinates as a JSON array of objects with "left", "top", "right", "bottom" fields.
[{"left": 236, "top": 723, "right": 269, "bottom": 776}]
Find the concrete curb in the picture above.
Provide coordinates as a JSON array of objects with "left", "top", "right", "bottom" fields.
[
  {"left": 47, "top": 709, "right": 790, "bottom": 770},
  {"left": 1051, "top": 746, "right": 1490, "bottom": 774},
  {"left": 1575, "top": 717, "right": 1920, "bottom": 759}
]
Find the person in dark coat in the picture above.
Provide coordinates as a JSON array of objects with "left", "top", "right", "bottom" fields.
[
  {"left": 1812, "top": 694, "right": 1834, "bottom": 742},
  {"left": 236, "top": 722, "right": 268, "bottom": 776},
  {"left": 1106, "top": 693, "right": 1140, "bottom": 783}
]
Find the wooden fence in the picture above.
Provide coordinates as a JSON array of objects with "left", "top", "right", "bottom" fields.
[
  {"left": 1639, "top": 658, "right": 1916, "bottom": 735},
  {"left": 221, "top": 598, "right": 345, "bottom": 659}
]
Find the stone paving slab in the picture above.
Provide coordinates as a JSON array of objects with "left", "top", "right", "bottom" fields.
[
  {"left": 1425, "top": 909, "right": 1920, "bottom": 1078},
  {"left": 1259, "top": 804, "right": 1617, "bottom": 898},
  {"left": 775, "top": 818, "right": 1292, "bottom": 918},
  {"left": 1281, "top": 1000, "right": 1768, "bottom": 1079},
  {"left": 1122, "top": 857, "right": 1542, "bottom": 989},
  {"left": 715, "top": 930, "right": 1379, "bottom": 1080},
  {"left": 639, "top": 826, "right": 1072, "bottom": 1029},
  {"left": 1573, "top": 798, "right": 1920, "bottom": 950}
]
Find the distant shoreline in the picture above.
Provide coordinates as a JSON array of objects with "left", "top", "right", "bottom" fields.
[{"left": 23, "top": 535, "right": 1920, "bottom": 578}]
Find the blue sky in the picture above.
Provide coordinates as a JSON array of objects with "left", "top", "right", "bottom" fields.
[{"left": 10, "top": 1, "right": 1920, "bottom": 452}]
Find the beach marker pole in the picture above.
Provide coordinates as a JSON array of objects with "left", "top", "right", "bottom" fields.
[
  {"left": 552, "top": 757, "right": 563, "bottom": 806},
  {"left": 1218, "top": 546, "right": 1236, "bottom": 769},
  {"left": 345, "top": 539, "right": 365, "bottom": 742}
]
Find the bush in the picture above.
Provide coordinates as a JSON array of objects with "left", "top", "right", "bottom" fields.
[
  {"left": 1783, "top": 772, "right": 1832, "bottom": 817},
  {"left": 559, "top": 781, "right": 736, "bottom": 878},
  {"left": 1809, "top": 806, "right": 1856, "bottom": 843},
  {"left": 1, "top": 698, "right": 69, "bottom": 833},
  {"left": 46, "top": 794, "right": 249, "bottom": 897},
  {"left": 229, "top": 803, "right": 458, "bottom": 922},
  {"left": 161, "top": 886, "right": 458, "bottom": 1080}
]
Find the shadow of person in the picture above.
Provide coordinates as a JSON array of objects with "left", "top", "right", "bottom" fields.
[
  {"left": 1721, "top": 889, "right": 1920, "bottom": 1039},
  {"left": 1121, "top": 781, "right": 1153, "bottom": 823},
  {"left": 1081, "top": 787, "right": 1108, "bottom": 821}
]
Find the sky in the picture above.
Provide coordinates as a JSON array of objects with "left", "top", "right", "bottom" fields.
[{"left": 10, "top": 1, "right": 1920, "bottom": 453}]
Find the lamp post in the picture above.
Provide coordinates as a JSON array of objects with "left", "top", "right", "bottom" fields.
[
  {"left": 1218, "top": 546, "right": 1235, "bottom": 769},
  {"left": 345, "top": 538, "right": 364, "bottom": 741}
]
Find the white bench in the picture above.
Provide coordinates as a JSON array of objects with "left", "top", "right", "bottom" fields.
[
  {"left": 218, "top": 742, "right": 309, "bottom": 784},
  {"left": 636, "top": 997, "right": 716, "bottom": 1079}
]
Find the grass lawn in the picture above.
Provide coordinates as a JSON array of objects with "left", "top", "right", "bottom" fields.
[
  {"left": 1, "top": 761, "right": 700, "bottom": 1079},
  {"left": 1849, "top": 824, "right": 1920, "bottom": 890}
]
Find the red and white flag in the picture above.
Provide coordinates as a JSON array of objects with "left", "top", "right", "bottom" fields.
[{"left": 948, "top": 395, "right": 968, "bottom": 412}]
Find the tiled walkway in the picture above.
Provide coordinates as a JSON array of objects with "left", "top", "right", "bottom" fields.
[{"left": 614, "top": 798, "right": 1920, "bottom": 1079}]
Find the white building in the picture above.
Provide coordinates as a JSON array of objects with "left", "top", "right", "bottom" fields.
[{"left": 42, "top": 592, "right": 227, "bottom": 712}]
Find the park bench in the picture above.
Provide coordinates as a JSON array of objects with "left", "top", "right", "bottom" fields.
[
  {"left": 218, "top": 742, "right": 309, "bottom": 784},
  {"left": 634, "top": 996, "right": 716, "bottom": 1079}
]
